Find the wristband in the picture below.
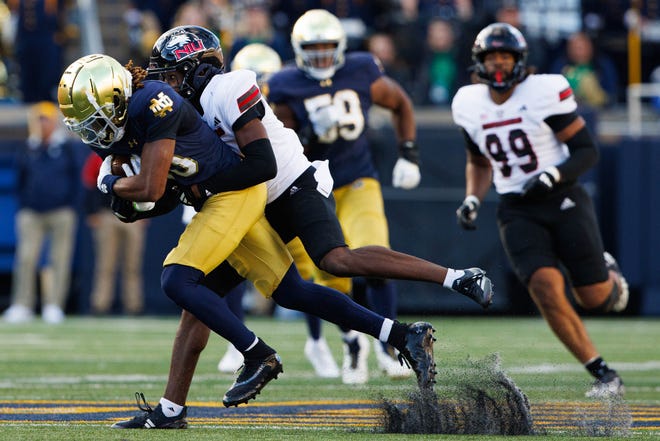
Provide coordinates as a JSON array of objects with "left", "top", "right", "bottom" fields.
[
  {"left": 398, "top": 140, "right": 420, "bottom": 164},
  {"left": 545, "top": 166, "right": 561, "bottom": 183},
  {"left": 99, "top": 175, "right": 120, "bottom": 195},
  {"left": 464, "top": 195, "right": 480, "bottom": 209}
]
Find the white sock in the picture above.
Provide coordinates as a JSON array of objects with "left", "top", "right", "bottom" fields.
[
  {"left": 443, "top": 268, "right": 465, "bottom": 289},
  {"left": 378, "top": 318, "right": 394, "bottom": 342},
  {"left": 342, "top": 330, "right": 359, "bottom": 342},
  {"left": 244, "top": 336, "right": 259, "bottom": 352},
  {"left": 159, "top": 397, "right": 184, "bottom": 417}
]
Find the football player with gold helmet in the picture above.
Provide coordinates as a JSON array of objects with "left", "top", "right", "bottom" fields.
[{"left": 62, "top": 53, "right": 439, "bottom": 427}]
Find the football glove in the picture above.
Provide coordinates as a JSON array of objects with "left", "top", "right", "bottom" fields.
[
  {"left": 110, "top": 195, "right": 138, "bottom": 223},
  {"left": 97, "top": 155, "right": 119, "bottom": 195},
  {"left": 392, "top": 141, "right": 421, "bottom": 189},
  {"left": 456, "top": 195, "right": 480, "bottom": 230},
  {"left": 309, "top": 105, "right": 339, "bottom": 138},
  {"left": 179, "top": 185, "right": 208, "bottom": 212},
  {"left": 521, "top": 167, "right": 560, "bottom": 200}
]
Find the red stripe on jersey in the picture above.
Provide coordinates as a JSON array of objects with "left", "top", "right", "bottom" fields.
[
  {"left": 482, "top": 117, "right": 522, "bottom": 129},
  {"left": 237, "top": 85, "right": 261, "bottom": 113},
  {"left": 559, "top": 87, "right": 573, "bottom": 101}
]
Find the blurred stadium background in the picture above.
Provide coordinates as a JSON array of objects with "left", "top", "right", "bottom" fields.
[{"left": 0, "top": 0, "right": 659, "bottom": 318}]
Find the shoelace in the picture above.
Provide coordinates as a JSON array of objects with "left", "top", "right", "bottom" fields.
[{"left": 134, "top": 391, "right": 153, "bottom": 413}]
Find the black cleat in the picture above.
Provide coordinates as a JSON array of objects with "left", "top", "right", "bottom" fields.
[
  {"left": 452, "top": 268, "right": 493, "bottom": 308},
  {"left": 395, "top": 322, "right": 437, "bottom": 390},
  {"left": 111, "top": 392, "right": 187, "bottom": 429},
  {"left": 222, "top": 353, "right": 283, "bottom": 407}
]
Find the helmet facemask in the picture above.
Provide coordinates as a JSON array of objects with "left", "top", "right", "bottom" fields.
[
  {"left": 58, "top": 54, "right": 132, "bottom": 149},
  {"left": 63, "top": 90, "right": 126, "bottom": 148},
  {"left": 471, "top": 23, "right": 528, "bottom": 92},
  {"left": 148, "top": 25, "right": 224, "bottom": 99},
  {"left": 291, "top": 9, "right": 347, "bottom": 80}
]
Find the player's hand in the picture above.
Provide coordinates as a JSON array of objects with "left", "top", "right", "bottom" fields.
[
  {"left": 110, "top": 195, "right": 138, "bottom": 223},
  {"left": 456, "top": 195, "right": 480, "bottom": 230},
  {"left": 179, "top": 185, "right": 207, "bottom": 212},
  {"left": 521, "top": 167, "right": 560, "bottom": 200},
  {"left": 309, "top": 105, "right": 339, "bottom": 138},
  {"left": 97, "top": 155, "right": 118, "bottom": 194},
  {"left": 392, "top": 158, "right": 421, "bottom": 189}
]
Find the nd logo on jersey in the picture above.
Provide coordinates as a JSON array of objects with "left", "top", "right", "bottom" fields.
[{"left": 149, "top": 92, "right": 174, "bottom": 117}]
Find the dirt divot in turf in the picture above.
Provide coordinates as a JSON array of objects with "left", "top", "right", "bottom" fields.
[
  {"left": 379, "top": 353, "right": 534, "bottom": 435},
  {"left": 568, "top": 396, "right": 632, "bottom": 437}
]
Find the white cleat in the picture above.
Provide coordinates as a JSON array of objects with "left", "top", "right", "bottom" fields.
[
  {"left": 217, "top": 344, "right": 244, "bottom": 373},
  {"left": 585, "top": 371, "right": 625, "bottom": 399},
  {"left": 373, "top": 339, "right": 412, "bottom": 379},
  {"left": 604, "top": 252, "right": 629, "bottom": 312},
  {"left": 304, "top": 337, "right": 340, "bottom": 378},
  {"left": 341, "top": 332, "right": 369, "bottom": 384},
  {"left": 2, "top": 304, "right": 35, "bottom": 324},
  {"left": 42, "top": 304, "right": 64, "bottom": 324}
]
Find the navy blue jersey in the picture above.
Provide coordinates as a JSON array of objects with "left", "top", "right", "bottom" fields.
[
  {"left": 93, "top": 80, "right": 240, "bottom": 186},
  {"left": 268, "top": 52, "right": 383, "bottom": 188}
]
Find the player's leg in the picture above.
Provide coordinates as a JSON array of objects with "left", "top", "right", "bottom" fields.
[
  {"left": 271, "top": 264, "right": 436, "bottom": 391},
  {"left": 4, "top": 209, "right": 43, "bottom": 323},
  {"left": 287, "top": 237, "right": 339, "bottom": 378},
  {"left": 553, "top": 185, "right": 626, "bottom": 397},
  {"left": 337, "top": 178, "right": 411, "bottom": 378},
  {"left": 318, "top": 179, "right": 492, "bottom": 307},
  {"left": 217, "top": 282, "right": 247, "bottom": 373},
  {"left": 559, "top": 186, "right": 628, "bottom": 313},
  {"left": 498, "top": 192, "right": 622, "bottom": 398}
]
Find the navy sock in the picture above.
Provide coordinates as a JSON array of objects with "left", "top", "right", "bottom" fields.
[
  {"left": 272, "top": 265, "right": 383, "bottom": 338},
  {"left": 305, "top": 313, "right": 322, "bottom": 340},
  {"left": 161, "top": 264, "right": 256, "bottom": 350},
  {"left": 366, "top": 279, "right": 397, "bottom": 319},
  {"left": 225, "top": 282, "right": 246, "bottom": 322}
]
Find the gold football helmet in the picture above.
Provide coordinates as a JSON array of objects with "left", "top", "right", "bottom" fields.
[
  {"left": 230, "top": 43, "right": 282, "bottom": 87},
  {"left": 291, "top": 9, "right": 346, "bottom": 80},
  {"left": 58, "top": 54, "right": 132, "bottom": 149}
]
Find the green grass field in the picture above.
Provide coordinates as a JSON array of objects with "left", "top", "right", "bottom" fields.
[{"left": 0, "top": 315, "right": 658, "bottom": 440}]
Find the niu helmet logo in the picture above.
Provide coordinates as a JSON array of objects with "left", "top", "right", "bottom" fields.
[{"left": 166, "top": 34, "right": 206, "bottom": 61}]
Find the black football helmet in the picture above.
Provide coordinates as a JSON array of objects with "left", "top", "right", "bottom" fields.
[
  {"left": 472, "top": 22, "right": 528, "bottom": 91},
  {"left": 148, "top": 25, "right": 224, "bottom": 99}
]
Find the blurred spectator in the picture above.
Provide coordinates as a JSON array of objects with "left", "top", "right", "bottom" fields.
[
  {"left": 228, "top": 1, "right": 293, "bottom": 65},
  {"left": 7, "top": 0, "right": 72, "bottom": 102},
  {"left": 81, "top": 153, "right": 147, "bottom": 316},
  {"left": 366, "top": 32, "right": 413, "bottom": 95},
  {"left": 124, "top": 5, "right": 162, "bottom": 66},
  {"left": 413, "top": 17, "right": 458, "bottom": 106},
  {"left": 549, "top": 31, "right": 619, "bottom": 109},
  {"left": 3, "top": 102, "right": 84, "bottom": 324},
  {"left": 387, "top": 0, "right": 427, "bottom": 83},
  {"left": 493, "top": 1, "right": 548, "bottom": 72}
]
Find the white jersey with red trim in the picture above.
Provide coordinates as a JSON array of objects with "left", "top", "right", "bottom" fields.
[
  {"left": 451, "top": 74, "right": 577, "bottom": 195},
  {"left": 198, "top": 69, "right": 311, "bottom": 203}
]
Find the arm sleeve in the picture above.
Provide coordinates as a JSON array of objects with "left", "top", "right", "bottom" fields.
[
  {"left": 461, "top": 128, "right": 484, "bottom": 157},
  {"left": 544, "top": 112, "right": 599, "bottom": 182},
  {"left": 199, "top": 137, "right": 277, "bottom": 194}
]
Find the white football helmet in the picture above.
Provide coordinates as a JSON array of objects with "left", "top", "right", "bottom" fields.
[
  {"left": 291, "top": 9, "right": 347, "bottom": 80},
  {"left": 230, "top": 43, "right": 282, "bottom": 87},
  {"left": 58, "top": 54, "right": 132, "bottom": 149}
]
